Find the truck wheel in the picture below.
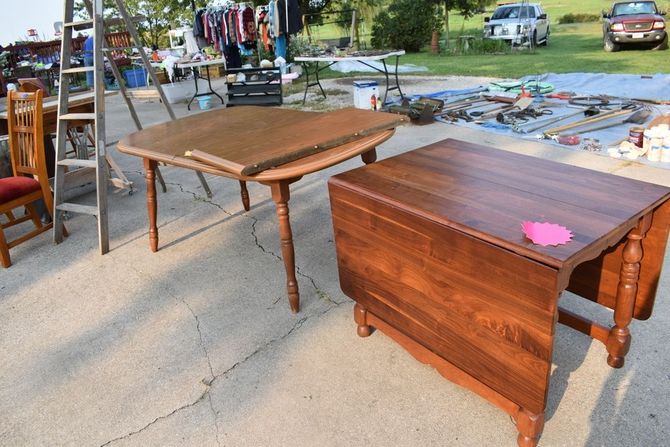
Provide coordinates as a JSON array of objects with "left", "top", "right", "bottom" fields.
[
  {"left": 652, "top": 35, "right": 668, "bottom": 50},
  {"left": 604, "top": 36, "right": 620, "bottom": 52},
  {"left": 541, "top": 28, "right": 549, "bottom": 46}
]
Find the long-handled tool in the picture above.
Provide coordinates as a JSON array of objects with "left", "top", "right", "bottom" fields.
[
  {"left": 543, "top": 106, "right": 637, "bottom": 136},
  {"left": 561, "top": 109, "right": 651, "bottom": 136},
  {"left": 513, "top": 108, "right": 594, "bottom": 133}
]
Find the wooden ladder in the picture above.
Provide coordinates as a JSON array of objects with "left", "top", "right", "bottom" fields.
[{"left": 53, "top": 0, "right": 212, "bottom": 254}]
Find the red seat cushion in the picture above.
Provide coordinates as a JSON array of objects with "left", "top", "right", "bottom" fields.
[{"left": 0, "top": 176, "right": 41, "bottom": 204}]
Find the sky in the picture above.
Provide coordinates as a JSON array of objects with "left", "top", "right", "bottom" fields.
[{"left": 1, "top": 0, "right": 65, "bottom": 47}]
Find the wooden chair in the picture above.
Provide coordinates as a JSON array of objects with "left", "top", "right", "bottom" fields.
[
  {"left": 0, "top": 90, "right": 58, "bottom": 267},
  {"left": 19, "top": 77, "right": 89, "bottom": 157}
]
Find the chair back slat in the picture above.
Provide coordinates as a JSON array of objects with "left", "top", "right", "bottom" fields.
[{"left": 7, "top": 90, "right": 45, "bottom": 177}]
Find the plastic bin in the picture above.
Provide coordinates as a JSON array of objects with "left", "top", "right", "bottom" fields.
[
  {"left": 197, "top": 95, "right": 212, "bottom": 110},
  {"left": 353, "top": 80, "right": 379, "bottom": 110},
  {"left": 123, "top": 68, "right": 148, "bottom": 88},
  {"left": 162, "top": 81, "right": 195, "bottom": 104}
]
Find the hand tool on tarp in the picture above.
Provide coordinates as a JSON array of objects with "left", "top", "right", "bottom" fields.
[
  {"left": 513, "top": 107, "right": 599, "bottom": 133},
  {"left": 560, "top": 109, "right": 651, "bottom": 136},
  {"left": 438, "top": 95, "right": 516, "bottom": 116},
  {"left": 543, "top": 104, "right": 638, "bottom": 137},
  {"left": 472, "top": 96, "right": 534, "bottom": 122},
  {"left": 387, "top": 97, "right": 444, "bottom": 124}
]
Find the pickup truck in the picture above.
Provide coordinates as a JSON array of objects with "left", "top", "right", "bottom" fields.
[{"left": 602, "top": 1, "right": 667, "bottom": 51}]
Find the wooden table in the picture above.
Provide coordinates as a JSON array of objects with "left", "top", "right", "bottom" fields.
[
  {"left": 0, "top": 90, "right": 116, "bottom": 135},
  {"left": 175, "top": 59, "right": 226, "bottom": 110},
  {"left": 117, "top": 106, "right": 404, "bottom": 313},
  {"left": 329, "top": 139, "right": 670, "bottom": 446},
  {"left": 294, "top": 50, "right": 406, "bottom": 105}
]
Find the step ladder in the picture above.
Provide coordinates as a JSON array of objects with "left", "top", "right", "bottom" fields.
[{"left": 53, "top": 0, "right": 212, "bottom": 254}]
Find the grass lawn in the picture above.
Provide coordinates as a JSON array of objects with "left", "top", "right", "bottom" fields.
[{"left": 303, "top": 0, "right": 670, "bottom": 78}]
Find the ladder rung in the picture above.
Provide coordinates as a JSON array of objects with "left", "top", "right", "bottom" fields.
[
  {"left": 56, "top": 203, "right": 98, "bottom": 216},
  {"left": 62, "top": 67, "right": 95, "bottom": 74},
  {"left": 60, "top": 113, "right": 96, "bottom": 121},
  {"left": 64, "top": 19, "right": 93, "bottom": 29},
  {"left": 58, "top": 159, "right": 98, "bottom": 168},
  {"left": 124, "top": 90, "right": 161, "bottom": 99}
]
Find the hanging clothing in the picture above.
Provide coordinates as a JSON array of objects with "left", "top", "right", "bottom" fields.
[
  {"left": 277, "top": 0, "right": 303, "bottom": 36},
  {"left": 275, "top": 34, "right": 286, "bottom": 59}
]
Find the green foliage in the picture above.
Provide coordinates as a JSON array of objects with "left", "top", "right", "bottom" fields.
[
  {"left": 558, "top": 13, "right": 601, "bottom": 24},
  {"left": 371, "top": 0, "right": 440, "bottom": 52},
  {"left": 457, "top": 37, "right": 510, "bottom": 55}
]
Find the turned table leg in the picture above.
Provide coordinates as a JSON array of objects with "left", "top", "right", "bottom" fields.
[
  {"left": 354, "top": 303, "right": 372, "bottom": 337},
  {"left": 270, "top": 181, "right": 300, "bottom": 313},
  {"left": 516, "top": 408, "right": 545, "bottom": 447},
  {"left": 606, "top": 214, "right": 652, "bottom": 368},
  {"left": 239, "top": 180, "right": 250, "bottom": 211},
  {"left": 144, "top": 158, "right": 159, "bottom": 252},
  {"left": 361, "top": 148, "right": 377, "bottom": 165}
]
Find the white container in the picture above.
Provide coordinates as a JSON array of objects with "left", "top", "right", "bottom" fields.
[
  {"left": 161, "top": 79, "right": 209, "bottom": 104},
  {"left": 162, "top": 81, "right": 194, "bottom": 104},
  {"left": 353, "top": 80, "right": 379, "bottom": 110}
]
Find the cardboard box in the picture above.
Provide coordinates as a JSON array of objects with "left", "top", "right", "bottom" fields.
[{"left": 353, "top": 80, "right": 379, "bottom": 110}]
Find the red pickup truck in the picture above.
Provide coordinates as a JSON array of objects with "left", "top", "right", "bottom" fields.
[{"left": 602, "top": 1, "right": 667, "bottom": 51}]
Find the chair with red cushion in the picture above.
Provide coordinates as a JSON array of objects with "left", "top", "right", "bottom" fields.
[{"left": 0, "top": 90, "right": 61, "bottom": 267}]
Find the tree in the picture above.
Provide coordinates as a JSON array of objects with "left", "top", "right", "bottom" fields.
[
  {"left": 371, "top": 0, "right": 440, "bottom": 52},
  {"left": 429, "top": 0, "right": 496, "bottom": 48},
  {"left": 74, "top": 0, "right": 194, "bottom": 48}
]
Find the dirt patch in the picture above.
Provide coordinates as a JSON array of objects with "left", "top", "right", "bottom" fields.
[{"left": 282, "top": 75, "right": 504, "bottom": 112}]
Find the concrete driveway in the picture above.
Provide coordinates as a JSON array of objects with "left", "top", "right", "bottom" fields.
[{"left": 1, "top": 79, "right": 669, "bottom": 446}]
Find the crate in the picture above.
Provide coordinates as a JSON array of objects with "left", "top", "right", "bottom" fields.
[
  {"left": 225, "top": 66, "right": 282, "bottom": 107},
  {"left": 123, "top": 68, "right": 147, "bottom": 88}
]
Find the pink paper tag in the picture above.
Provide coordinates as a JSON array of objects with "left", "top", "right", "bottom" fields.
[{"left": 521, "top": 221, "right": 574, "bottom": 247}]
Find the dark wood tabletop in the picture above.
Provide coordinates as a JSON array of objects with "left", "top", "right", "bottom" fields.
[{"left": 331, "top": 139, "right": 670, "bottom": 269}]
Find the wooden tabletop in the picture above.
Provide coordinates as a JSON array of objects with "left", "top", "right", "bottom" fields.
[
  {"left": 329, "top": 138, "right": 670, "bottom": 270},
  {"left": 118, "top": 106, "right": 405, "bottom": 177}
]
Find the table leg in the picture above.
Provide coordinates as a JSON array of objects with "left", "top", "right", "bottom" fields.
[
  {"left": 239, "top": 180, "right": 250, "bottom": 211},
  {"left": 204, "top": 66, "right": 225, "bottom": 105},
  {"left": 361, "top": 148, "right": 377, "bottom": 164},
  {"left": 144, "top": 158, "right": 159, "bottom": 252},
  {"left": 302, "top": 62, "right": 329, "bottom": 104},
  {"left": 270, "top": 181, "right": 300, "bottom": 313},
  {"left": 515, "top": 409, "right": 545, "bottom": 447},
  {"left": 606, "top": 214, "right": 652, "bottom": 368},
  {"left": 379, "top": 57, "right": 404, "bottom": 105},
  {"left": 354, "top": 303, "right": 372, "bottom": 337},
  {"left": 187, "top": 68, "right": 199, "bottom": 111}
]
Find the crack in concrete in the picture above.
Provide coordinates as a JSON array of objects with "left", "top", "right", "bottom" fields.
[
  {"left": 207, "top": 393, "right": 222, "bottom": 447},
  {"left": 98, "top": 180, "right": 340, "bottom": 445},
  {"left": 166, "top": 181, "right": 337, "bottom": 307},
  {"left": 248, "top": 215, "right": 338, "bottom": 306},
  {"left": 164, "top": 182, "right": 234, "bottom": 217},
  {"left": 98, "top": 388, "right": 210, "bottom": 447}
]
